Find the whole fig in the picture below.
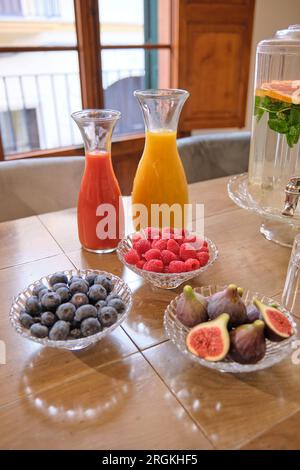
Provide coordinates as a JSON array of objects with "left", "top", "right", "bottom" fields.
[
  {"left": 246, "top": 304, "right": 261, "bottom": 323},
  {"left": 229, "top": 320, "right": 266, "bottom": 364},
  {"left": 207, "top": 284, "right": 247, "bottom": 327},
  {"left": 176, "top": 285, "right": 208, "bottom": 328}
]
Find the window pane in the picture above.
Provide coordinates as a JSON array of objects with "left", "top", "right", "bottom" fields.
[
  {"left": 99, "top": 0, "right": 171, "bottom": 45},
  {"left": 0, "top": 51, "right": 82, "bottom": 156},
  {"left": 0, "top": 0, "right": 76, "bottom": 46},
  {"left": 102, "top": 48, "right": 170, "bottom": 135}
]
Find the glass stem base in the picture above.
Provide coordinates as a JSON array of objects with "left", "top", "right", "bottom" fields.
[
  {"left": 260, "top": 218, "right": 300, "bottom": 248},
  {"left": 82, "top": 245, "right": 117, "bottom": 254}
]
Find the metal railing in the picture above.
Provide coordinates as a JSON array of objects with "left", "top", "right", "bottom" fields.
[
  {"left": 0, "top": 0, "right": 61, "bottom": 18},
  {"left": 0, "top": 68, "right": 145, "bottom": 155}
]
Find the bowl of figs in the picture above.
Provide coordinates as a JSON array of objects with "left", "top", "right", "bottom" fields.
[
  {"left": 164, "top": 284, "right": 297, "bottom": 373},
  {"left": 10, "top": 269, "right": 132, "bottom": 350}
]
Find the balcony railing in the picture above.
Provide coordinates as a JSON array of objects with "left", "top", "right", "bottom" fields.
[
  {"left": 0, "top": 0, "right": 61, "bottom": 18},
  {"left": 0, "top": 68, "right": 145, "bottom": 155}
]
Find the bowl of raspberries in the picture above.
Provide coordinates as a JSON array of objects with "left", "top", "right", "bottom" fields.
[
  {"left": 10, "top": 269, "right": 132, "bottom": 350},
  {"left": 117, "top": 227, "right": 218, "bottom": 289}
]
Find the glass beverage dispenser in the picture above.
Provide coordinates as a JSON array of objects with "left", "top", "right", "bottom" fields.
[{"left": 229, "top": 25, "right": 300, "bottom": 247}]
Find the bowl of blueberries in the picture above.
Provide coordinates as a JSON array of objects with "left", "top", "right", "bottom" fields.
[{"left": 10, "top": 269, "right": 132, "bottom": 350}]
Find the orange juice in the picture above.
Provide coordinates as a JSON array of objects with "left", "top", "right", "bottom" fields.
[{"left": 132, "top": 130, "right": 188, "bottom": 229}]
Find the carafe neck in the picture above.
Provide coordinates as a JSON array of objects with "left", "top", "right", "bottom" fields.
[
  {"left": 134, "top": 89, "right": 189, "bottom": 133},
  {"left": 71, "top": 109, "right": 121, "bottom": 154}
]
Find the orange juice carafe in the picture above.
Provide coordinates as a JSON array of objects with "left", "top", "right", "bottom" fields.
[
  {"left": 72, "top": 110, "right": 124, "bottom": 253},
  {"left": 132, "top": 89, "right": 189, "bottom": 230}
]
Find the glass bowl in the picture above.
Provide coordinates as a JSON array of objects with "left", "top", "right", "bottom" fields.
[
  {"left": 164, "top": 285, "right": 298, "bottom": 373},
  {"left": 10, "top": 269, "right": 132, "bottom": 351},
  {"left": 117, "top": 233, "right": 218, "bottom": 289}
]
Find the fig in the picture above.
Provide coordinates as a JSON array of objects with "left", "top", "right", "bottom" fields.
[
  {"left": 229, "top": 320, "right": 266, "bottom": 364},
  {"left": 186, "top": 313, "right": 230, "bottom": 361},
  {"left": 176, "top": 285, "right": 208, "bottom": 327},
  {"left": 207, "top": 284, "right": 247, "bottom": 327},
  {"left": 253, "top": 298, "right": 293, "bottom": 342},
  {"left": 246, "top": 304, "right": 261, "bottom": 323}
]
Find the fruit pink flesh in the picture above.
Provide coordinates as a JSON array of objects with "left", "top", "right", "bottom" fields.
[
  {"left": 266, "top": 308, "right": 292, "bottom": 336},
  {"left": 189, "top": 326, "right": 224, "bottom": 358}
]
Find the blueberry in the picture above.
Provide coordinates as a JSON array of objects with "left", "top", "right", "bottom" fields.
[
  {"left": 81, "top": 318, "right": 102, "bottom": 337},
  {"left": 68, "top": 275, "right": 83, "bottom": 286},
  {"left": 25, "top": 296, "right": 42, "bottom": 316},
  {"left": 49, "top": 321, "right": 70, "bottom": 341},
  {"left": 108, "top": 297, "right": 126, "bottom": 313},
  {"left": 88, "top": 284, "right": 107, "bottom": 303},
  {"left": 94, "top": 275, "right": 113, "bottom": 294},
  {"left": 30, "top": 323, "right": 49, "bottom": 338},
  {"left": 98, "top": 306, "right": 118, "bottom": 328},
  {"left": 49, "top": 272, "right": 68, "bottom": 287},
  {"left": 69, "top": 280, "right": 89, "bottom": 295},
  {"left": 74, "top": 304, "right": 97, "bottom": 322},
  {"left": 38, "top": 288, "right": 51, "bottom": 300},
  {"left": 106, "top": 293, "right": 120, "bottom": 303},
  {"left": 85, "top": 273, "right": 98, "bottom": 286},
  {"left": 95, "top": 299, "right": 107, "bottom": 311},
  {"left": 32, "top": 283, "right": 46, "bottom": 297},
  {"left": 70, "top": 292, "right": 89, "bottom": 308},
  {"left": 41, "top": 292, "right": 61, "bottom": 312},
  {"left": 69, "top": 328, "right": 81, "bottom": 339},
  {"left": 56, "top": 286, "right": 71, "bottom": 303},
  {"left": 41, "top": 311, "right": 57, "bottom": 327},
  {"left": 52, "top": 282, "right": 68, "bottom": 291},
  {"left": 20, "top": 312, "right": 34, "bottom": 329},
  {"left": 56, "top": 302, "right": 76, "bottom": 322}
]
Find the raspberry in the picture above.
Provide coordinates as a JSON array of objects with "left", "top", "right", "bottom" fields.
[
  {"left": 169, "top": 260, "right": 186, "bottom": 273},
  {"left": 185, "top": 258, "right": 200, "bottom": 271},
  {"left": 132, "top": 232, "right": 142, "bottom": 243},
  {"left": 143, "top": 227, "right": 161, "bottom": 240},
  {"left": 203, "top": 240, "right": 208, "bottom": 248},
  {"left": 197, "top": 251, "right": 210, "bottom": 266},
  {"left": 188, "top": 237, "right": 205, "bottom": 251},
  {"left": 173, "top": 229, "right": 185, "bottom": 245},
  {"left": 167, "top": 238, "right": 180, "bottom": 255},
  {"left": 134, "top": 238, "right": 151, "bottom": 256},
  {"left": 199, "top": 246, "right": 209, "bottom": 253},
  {"left": 152, "top": 238, "right": 167, "bottom": 251},
  {"left": 161, "top": 227, "right": 174, "bottom": 239},
  {"left": 144, "top": 248, "right": 162, "bottom": 261},
  {"left": 161, "top": 249, "right": 178, "bottom": 265},
  {"left": 136, "top": 259, "right": 146, "bottom": 269},
  {"left": 143, "top": 259, "right": 164, "bottom": 273},
  {"left": 124, "top": 249, "right": 140, "bottom": 265},
  {"left": 183, "top": 234, "right": 196, "bottom": 243},
  {"left": 179, "top": 242, "right": 198, "bottom": 261}
]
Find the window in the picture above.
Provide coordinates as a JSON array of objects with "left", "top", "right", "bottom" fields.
[{"left": 0, "top": 0, "right": 172, "bottom": 160}]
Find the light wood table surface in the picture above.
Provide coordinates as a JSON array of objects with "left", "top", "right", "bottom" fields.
[{"left": 0, "top": 176, "right": 299, "bottom": 450}]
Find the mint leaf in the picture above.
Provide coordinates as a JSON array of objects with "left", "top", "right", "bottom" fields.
[
  {"left": 290, "top": 107, "right": 300, "bottom": 125},
  {"left": 254, "top": 96, "right": 264, "bottom": 121},
  {"left": 268, "top": 118, "right": 289, "bottom": 134}
]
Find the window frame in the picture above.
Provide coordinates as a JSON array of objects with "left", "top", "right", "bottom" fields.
[{"left": 0, "top": 0, "right": 174, "bottom": 161}]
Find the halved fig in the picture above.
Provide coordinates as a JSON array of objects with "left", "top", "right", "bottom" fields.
[
  {"left": 253, "top": 298, "right": 293, "bottom": 342},
  {"left": 186, "top": 313, "right": 230, "bottom": 361}
]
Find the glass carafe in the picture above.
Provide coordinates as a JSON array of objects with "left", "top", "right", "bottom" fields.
[
  {"left": 132, "top": 89, "right": 189, "bottom": 230},
  {"left": 248, "top": 25, "right": 300, "bottom": 218},
  {"left": 72, "top": 109, "right": 124, "bottom": 253}
]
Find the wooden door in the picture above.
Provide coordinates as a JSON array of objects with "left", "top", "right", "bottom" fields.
[{"left": 172, "top": 0, "right": 255, "bottom": 130}]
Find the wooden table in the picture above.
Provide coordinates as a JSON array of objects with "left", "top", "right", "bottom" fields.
[{"left": 0, "top": 176, "right": 299, "bottom": 450}]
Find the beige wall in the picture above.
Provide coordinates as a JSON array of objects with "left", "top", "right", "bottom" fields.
[{"left": 245, "top": 0, "right": 300, "bottom": 129}]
